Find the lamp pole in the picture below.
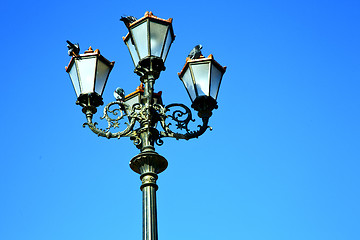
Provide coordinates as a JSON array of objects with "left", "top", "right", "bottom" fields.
[{"left": 65, "top": 11, "right": 226, "bottom": 240}]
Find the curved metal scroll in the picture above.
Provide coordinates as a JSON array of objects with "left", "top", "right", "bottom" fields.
[
  {"left": 81, "top": 100, "right": 212, "bottom": 142},
  {"left": 158, "top": 103, "right": 211, "bottom": 140},
  {"left": 83, "top": 101, "right": 137, "bottom": 139}
]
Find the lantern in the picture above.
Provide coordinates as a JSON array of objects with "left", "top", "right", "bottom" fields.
[
  {"left": 65, "top": 47, "right": 114, "bottom": 107},
  {"left": 123, "top": 11, "right": 175, "bottom": 71},
  {"left": 178, "top": 54, "right": 226, "bottom": 113}
]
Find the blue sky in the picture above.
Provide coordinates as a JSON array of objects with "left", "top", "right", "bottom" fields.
[{"left": 1, "top": 0, "right": 360, "bottom": 239}]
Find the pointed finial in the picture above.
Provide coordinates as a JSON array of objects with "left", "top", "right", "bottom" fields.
[
  {"left": 84, "top": 46, "right": 94, "bottom": 53},
  {"left": 136, "top": 83, "right": 145, "bottom": 91}
]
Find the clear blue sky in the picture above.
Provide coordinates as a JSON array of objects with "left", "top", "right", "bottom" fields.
[{"left": 1, "top": 0, "right": 359, "bottom": 239}]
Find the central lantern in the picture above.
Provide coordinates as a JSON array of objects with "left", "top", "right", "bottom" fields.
[{"left": 123, "top": 11, "right": 175, "bottom": 76}]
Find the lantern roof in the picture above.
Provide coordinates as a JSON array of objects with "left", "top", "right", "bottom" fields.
[
  {"left": 177, "top": 54, "right": 227, "bottom": 79},
  {"left": 122, "top": 11, "right": 175, "bottom": 43},
  {"left": 125, "top": 83, "right": 163, "bottom": 99},
  {"left": 129, "top": 11, "right": 173, "bottom": 28},
  {"left": 65, "top": 46, "right": 115, "bottom": 73}
]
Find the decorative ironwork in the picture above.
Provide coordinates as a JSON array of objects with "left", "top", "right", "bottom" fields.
[
  {"left": 80, "top": 89, "right": 213, "bottom": 145},
  {"left": 82, "top": 100, "right": 137, "bottom": 139},
  {"left": 66, "top": 12, "right": 225, "bottom": 240}
]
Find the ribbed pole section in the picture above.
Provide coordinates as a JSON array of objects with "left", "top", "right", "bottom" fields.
[{"left": 130, "top": 152, "right": 168, "bottom": 240}]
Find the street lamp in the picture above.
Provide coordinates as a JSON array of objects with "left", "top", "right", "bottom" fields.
[{"left": 65, "top": 11, "right": 226, "bottom": 240}]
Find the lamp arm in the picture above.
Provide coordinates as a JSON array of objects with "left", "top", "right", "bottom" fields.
[
  {"left": 183, "top": 117, "right": 211, "bottom": 139},
  {"left": 157, "top": 103, "right": 211, "bottom": 140},
  {"left": 82, "top": 101, "right": 137, "bottom": 139}
]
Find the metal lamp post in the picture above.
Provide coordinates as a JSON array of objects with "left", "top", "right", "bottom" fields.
[{"left": 65, "top": 11, "right": 226, "bottom": 240}]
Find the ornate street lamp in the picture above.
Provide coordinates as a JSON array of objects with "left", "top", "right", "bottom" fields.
[{"left": 65, "top": 11, "right": 226, "bottom": 240}]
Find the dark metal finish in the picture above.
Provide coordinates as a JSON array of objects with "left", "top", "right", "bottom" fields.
[
  {"left": 130, "top": 151, "right": 168, "bottom": 240},
  {"left": 77, "top": 93, "right": 104, "bottom": 109},
  {"left": 66, "top": 11, "right": 225, "bottom": 240},
  {"left": 77, "top": 66, "right": 216, "bottom": 240},
  {"left": 135, "top": 56, "right": 166, "bottom": 81},
  {"left": 79, "top": 88, "right": 215, "bottom": 142},
  {"left": 192, "top": 95, "right": 218, "bottom": 118}
]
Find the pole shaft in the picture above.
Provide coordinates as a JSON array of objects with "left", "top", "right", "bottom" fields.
[
  {"left": 142, "top": 184, "right": 158, "bottom": 240},
  {"left": 140, "top": 172, "right": 159, "bottom": 240},
  {"left": 130, "top": 141, "right": 168, "bottom": 240}
]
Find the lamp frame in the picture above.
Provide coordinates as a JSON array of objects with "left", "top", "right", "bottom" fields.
[
  {"left": 123, "top": 11, "right": 175, "bottom": 80},
  {"left": 66, "top": 11, "right": 226, "bottom": 240},
  {"left": 65, "top": 47, "right": 115, "bottom": 108},
  {"left": 178, "top": 54, "right": 227, "bottom": 103}
]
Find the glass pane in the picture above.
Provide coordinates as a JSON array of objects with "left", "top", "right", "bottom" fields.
[
  {"left": 180, "top": 67, "right": 196, "bottom": 102},
  {"left": 125, "top": 94, "right": 142, "bottom": 118},
  {"left": 149, "top": 21, "right": 168, "bottom": 57},
  {"left": 162, "top": 28, "right": 173, "bottom": 61},
  {"left": 126, "top": 37, "right": 140, "bottom": 66},
  {"left": 76, "top": 56, "right": 97, "bottom": 94},
  {"left": 210, "top": 65, "right": 223, "bottom": 100},
  {"left": 192, "top": 62, "right": 210, "bottom": 96},
  {"left": 68, "top": 62, "right": 81, "bottom": 97},
  {"left": 95, "top": 59, "right": 111, "bottom": 96},
  {"left": 131, "top": 21, "right": 149, "bottom": 59},
  {"left": 125, "top": 95, "right": 140, "bottom": 108}
]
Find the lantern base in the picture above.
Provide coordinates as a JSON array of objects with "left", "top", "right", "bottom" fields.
[
  {"left": 135, "top": 56, "right": 166, "bottom": 80},
  {"left": 76, "top": 93, "right": 104, "bottom": 108},
  {"left": 191, "top": 96, "right": 218, "bottom": 118}
]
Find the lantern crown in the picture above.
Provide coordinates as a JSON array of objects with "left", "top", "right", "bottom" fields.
[
  {"left": 127, "top": 11, "right": 173, "bottom": 28},
  {"left": 178, "top": 54, "right": 227, "bottom": 77}
]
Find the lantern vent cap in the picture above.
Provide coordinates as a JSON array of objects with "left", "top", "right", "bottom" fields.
[
  {"left": 178, "top": 54, "right": 227, "bottom": 78},
  {"left": 128, "top": 11, "right": 173, "bottom": 29}
]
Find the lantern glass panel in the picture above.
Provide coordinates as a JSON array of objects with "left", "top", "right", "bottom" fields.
[
  {"left": 95, "top": 59, "right": 111, "bottom": 96},
  {"left": 192, "top": 62, "right": 210, "bottom": 96},
  {"left": 125, "top": 37, "right": 140, "bottom": 66},
  {"left": 77, "top": 57, "right": 97, "bottom": 94},
  {"left": 69, "top": 62, "right": 81, "bottom": 97},
  {"left": 181, "top": 68, "right": 197, "bottom": 102},
  {"left": 125, "top": 95, "right": 140, "bottom": 108},
  {"left": 131, "top": 21, "right": 149, "bottom": 59},
  {"left": 210, "top": 64, "right": 223, "bottom": 100},
  {"left": 149, "top": 21, "right": 168, "bottom": 57},
  {"left": 124, "top": 93, "right": 141, "bottom": 116},
  {"left": 162, "top": 29, "right": 173, "bottom": 61}
]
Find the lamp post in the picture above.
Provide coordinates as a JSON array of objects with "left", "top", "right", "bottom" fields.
[{"left": 65, "top": 11, "right": 226, "bottom": 240}]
